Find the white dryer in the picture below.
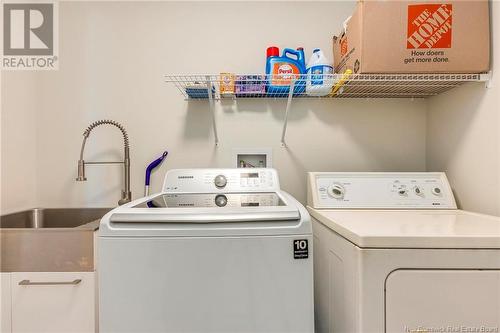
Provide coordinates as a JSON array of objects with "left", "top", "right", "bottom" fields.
[
  {"left": 307, "top": 172, "right": 500, "bottom": 333},
  {"left": 99, "top": 168, "right": 314, "bottom": 333}
]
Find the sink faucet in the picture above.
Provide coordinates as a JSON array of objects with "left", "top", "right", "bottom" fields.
[{"left": 76, "top": 120, "right": 131, "bottom": 205}]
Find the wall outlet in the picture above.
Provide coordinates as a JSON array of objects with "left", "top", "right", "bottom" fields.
[{"left": 232, "top": 148, "right": 272, "bottom": 168}]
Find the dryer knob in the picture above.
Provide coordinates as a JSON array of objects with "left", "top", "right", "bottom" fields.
[
  {"left": 432, "top": 187, "right": 442, "bottom": 196},
  {"left": 413, "top": 186, "right": 424, "bottom": 196},
  {"left": 214, "top": 175, "right": 227, "bottom": 188},
  {"left": 327, "top": 184, "right": 345, "bottom": 200}
]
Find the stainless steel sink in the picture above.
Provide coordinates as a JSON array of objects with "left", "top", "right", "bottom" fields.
[
  {"left": 0, "top": 208, "right": 112, "bottom": 272},
  {"left": 0, "top": 208, "right": 111, "bottom": 229}
]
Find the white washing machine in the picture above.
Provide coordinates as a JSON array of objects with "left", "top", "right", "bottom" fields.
[
  {"left": 99, "top": 168, "right": 314, "bottom": 333},
  {"left": 306, "top": 172, "right": 500, "bottom": 333}
]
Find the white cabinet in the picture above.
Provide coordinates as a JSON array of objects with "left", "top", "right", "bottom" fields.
[
  {"left": 1, "top": 272, "right": 95, "bottom": 333},
  {"left": 1, "top": 273, "right": 12, "bottom": 333}
]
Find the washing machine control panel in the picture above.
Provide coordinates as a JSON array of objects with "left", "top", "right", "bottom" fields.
[
  {"left": 135, "top": 192, "right": 284, "bottom": 208},
  {"left": 307, "top": 172, "right": 457, "bottom": 209},
  {"left": 163, "top": 168, "right": 279, "bottom": 193}
]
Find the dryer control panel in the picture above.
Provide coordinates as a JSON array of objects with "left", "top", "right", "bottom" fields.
[
  {"left": 307, "top": 172, "right": 457, "bottom": 209},
  {"left": 163, "top": 168, "right": 279, "bottom": 193}
]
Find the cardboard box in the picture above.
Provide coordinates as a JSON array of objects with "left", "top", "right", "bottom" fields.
[{"left": 333, "top": 0, "right": 490, "bottom": 74}]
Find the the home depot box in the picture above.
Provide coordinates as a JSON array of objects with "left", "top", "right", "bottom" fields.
[{"left": 333, "top": 0, "right": 490, "bottom": 74}]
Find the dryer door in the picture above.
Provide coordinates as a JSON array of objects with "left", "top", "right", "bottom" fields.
[{"left": 385, "top": 269, "right": 500, "bottom": 333}]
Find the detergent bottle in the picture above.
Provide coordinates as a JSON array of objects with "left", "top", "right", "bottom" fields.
[
  {"left": 306, "top": 48, "right": 334, "bottom": 96},
  {"left": 266, "top": 46, "right": 306, "bottom": 96}
]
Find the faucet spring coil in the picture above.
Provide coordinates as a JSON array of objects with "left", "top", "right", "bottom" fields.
[
  {"left": 78, "top": 119, "right": 132, "bottom": 205},
  {"left": 83, "top": 119, "right": 129, "bottom": 148}
]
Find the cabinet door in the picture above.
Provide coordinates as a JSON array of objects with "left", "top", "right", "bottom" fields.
[
  {"left": 11, "top": 272, "right": 95, "bottom": 333},
  {"left": 1, "top": 273, "right": 12, "bottom": 333}
]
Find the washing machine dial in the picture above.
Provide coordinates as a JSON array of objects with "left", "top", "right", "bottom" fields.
[
  {"left": 214, "top": 194, "right": 228, "bottom": 207},
  {"left": 214, "top": 175, "right": 227, "bottom": 188},
  {"left": 327, "top": 184, "right": 345, "bottom": 200}
]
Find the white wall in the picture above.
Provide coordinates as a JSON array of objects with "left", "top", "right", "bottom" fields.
[
  {"left": 1, "top": 72, "right": 39, "bottom": 213},
  {"left": 1, "top": 1, "right": 428, "bottom": 213},
  {"left": 427, "top": 0, "right": 500, "bottom": 216}
]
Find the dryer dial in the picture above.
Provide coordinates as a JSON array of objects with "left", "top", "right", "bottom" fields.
[
  {"left": 413, "top": 186, "right": 424, "bottom": 197},
  {"left": 398, "top": 188, "right": 408, "bottom": 196},
  {"left": 432, "top": 186, "right": 443, "bottom": 196},
  {"left": 327, "top": 184, "right": 345, "bottom": 200}
]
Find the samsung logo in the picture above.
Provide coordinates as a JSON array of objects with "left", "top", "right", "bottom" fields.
[{"left": 178, "top": 176, "right": 194, "bottom": 179}]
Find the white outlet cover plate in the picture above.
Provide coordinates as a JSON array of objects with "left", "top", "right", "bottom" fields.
[{"left": 232, "top": 148, "right": 272, "bottom": 168}]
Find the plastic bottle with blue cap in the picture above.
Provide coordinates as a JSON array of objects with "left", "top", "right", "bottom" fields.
[{"left": 306, "top": 48, "right": 334, "bottom": 97}]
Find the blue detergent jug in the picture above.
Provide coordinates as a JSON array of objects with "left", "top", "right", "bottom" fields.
[{"left": 266, "top": 47, "right": 306, "bottom": 96}]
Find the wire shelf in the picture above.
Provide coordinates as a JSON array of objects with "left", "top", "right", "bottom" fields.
[
  {"left": 164, "top": 72, "right": 490, "bottom": 147},
  {"left": 165, "top": 73, "right": 489, "bottom": 100}
]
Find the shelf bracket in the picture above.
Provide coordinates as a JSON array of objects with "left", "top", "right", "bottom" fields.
[
  {"left": 280, "top": 79, "right": 296, "bottom": 148},
  {"left": 484, "top": 71, "right": 493, "bottom": 89},
  {"left": 206, "top": 75, "right": 219, "bottom": 147}
]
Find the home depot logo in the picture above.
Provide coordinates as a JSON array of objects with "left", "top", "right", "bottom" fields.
[
  {"left": 407, "top": 4, "right": 452, "bottom": 49},
  {"left": 340, "top": 38, "right": 348, "bottom": 56},
  {"left": 1, "top": 2, "right": 58, "bottom": 70}
]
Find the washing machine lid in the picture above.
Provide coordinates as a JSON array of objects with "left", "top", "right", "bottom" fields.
[
  {"left": 100, "top": 168, "right": 313, "bottom": 237},
  {"left": 133, "top": 192, "right": 288, "bottom": 209},
  {"left": 110, "top": 192, "right": 299, "bottom": 223},
  {"left": 308, "top": 208, "right": 500, "bottom": 249},
  {"left": 100, "top": 190, "right": 311, "bottom": 237}
]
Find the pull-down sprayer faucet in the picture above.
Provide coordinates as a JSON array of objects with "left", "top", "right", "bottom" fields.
[{"left": 76, "top": 120, "right": 131, "bottom": 205}]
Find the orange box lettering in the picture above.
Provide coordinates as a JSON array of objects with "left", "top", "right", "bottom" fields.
[
  {"left": 340, "top": 38, "right": 348, "bottom": 56},
  {"left": 407, "top": 4, "right": 453, "bottom": 49}
]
